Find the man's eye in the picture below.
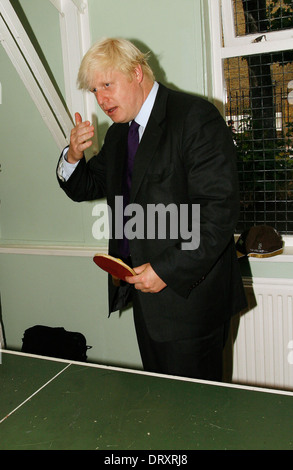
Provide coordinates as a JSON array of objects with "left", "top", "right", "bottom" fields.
[
  {"left": 105, "top": 83, "right": 110, "bottom": 88},
  {"left": 92, "top": 88, "right": 97, "bottom": 93}
]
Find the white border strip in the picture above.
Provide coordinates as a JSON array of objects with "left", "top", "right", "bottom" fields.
[{"left": 2, "top": 349, "right": 293, "bottom": 397}]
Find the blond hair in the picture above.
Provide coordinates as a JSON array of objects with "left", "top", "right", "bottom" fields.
[{"left": 77, "top": 38, "right": 155, "bottom": 90}]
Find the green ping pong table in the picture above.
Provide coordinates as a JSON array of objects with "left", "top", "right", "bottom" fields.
[{"left": 1, "top": 349, "right": 293, "bottom": 451}]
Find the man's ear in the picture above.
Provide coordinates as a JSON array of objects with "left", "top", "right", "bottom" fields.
[{"left": 134, "top": 64, "right": 143, "bottom": 83}]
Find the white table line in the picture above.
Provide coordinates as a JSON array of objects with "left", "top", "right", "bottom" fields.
[{"left": 0, "top": 363, "right": 72, "bottom": 424}]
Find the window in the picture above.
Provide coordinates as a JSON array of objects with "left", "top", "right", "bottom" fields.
[{"left": 209, "top": 0, "right": 293, "bottom": 234}]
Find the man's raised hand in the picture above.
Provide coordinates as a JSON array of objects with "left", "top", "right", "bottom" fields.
[{"left": 67, "top": 112, "right": 95, "bottom": 163}]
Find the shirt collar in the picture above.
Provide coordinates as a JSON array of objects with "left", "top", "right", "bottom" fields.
[{"left": 133, "top": 81, "right": 159, "bottom": 131}]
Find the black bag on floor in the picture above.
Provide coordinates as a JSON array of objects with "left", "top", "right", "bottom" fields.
[{"left": 21, "top": 325, "right": 91, "bottom": 362}]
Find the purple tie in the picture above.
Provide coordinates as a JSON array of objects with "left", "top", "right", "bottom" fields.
[
  {"left": 125, "top": 120, "right": 140, "bottom": 193},
  {"left": 120, "top": 120, "right": 140, "bottom": 259}
]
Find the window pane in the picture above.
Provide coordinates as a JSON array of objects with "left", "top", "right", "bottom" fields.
[
  {"left": 225, "top": 51, "right": 293, "bottom": 233},
  {"left": 234, "top": 0, "right": 293, "bottom": 37}
]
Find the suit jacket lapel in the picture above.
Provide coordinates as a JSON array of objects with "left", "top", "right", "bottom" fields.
[{"left": 130, "top": 84, "right": 168, "bottom": 203}]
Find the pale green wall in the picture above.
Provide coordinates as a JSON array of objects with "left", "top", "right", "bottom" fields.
[
  {"left": 87, "top": 0, "right": 209, "bottom": 145},
  {"left": 0, "top": 0, "right": 291, "bottom": 369},
  {"left": 0, "top": 253, "right": 140, "bottom": 368}
]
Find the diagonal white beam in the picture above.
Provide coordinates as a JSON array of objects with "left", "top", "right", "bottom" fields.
[
  {"left": 0, "top": 0, "right": 73, "bottom": 149},
  {"left": 48, "top": 0, "right": 63, "bottom": 15},
  {"left": 71, "top": 0, "right": 87, "bottom": 14}
]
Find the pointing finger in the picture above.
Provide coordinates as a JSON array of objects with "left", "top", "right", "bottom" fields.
[{"left": 75, "top": 112, "right": 82, "bottom": 126}]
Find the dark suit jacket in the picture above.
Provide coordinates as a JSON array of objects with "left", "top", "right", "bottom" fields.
[{"left": 57, "top": 83, "right": 247, "bottom": 342}]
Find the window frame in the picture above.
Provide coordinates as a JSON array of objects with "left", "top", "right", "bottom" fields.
[
  {"left": 209, "top": 0, "right": 293, "bottom": 101},
  {"left": 208, "top": 0, "right": 293, "bottom": 247},
  {"left": 221, "top": 0, "right": 293, "bottom": 51}
]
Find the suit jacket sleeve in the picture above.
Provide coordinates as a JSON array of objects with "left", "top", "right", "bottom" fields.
[{"left": 56, "top": 143, "right": 107, "bottom": 202}]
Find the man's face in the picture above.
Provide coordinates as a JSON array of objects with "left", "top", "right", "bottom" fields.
[{"left": 91, "top": 67, "right": 144, "bottom": 123}]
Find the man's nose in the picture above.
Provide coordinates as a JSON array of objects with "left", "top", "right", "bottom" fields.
[{"left": 95, "top": 90, "right": 107, "bottom": 107}]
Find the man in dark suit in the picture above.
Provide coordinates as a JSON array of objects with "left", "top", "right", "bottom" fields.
[{"left": 57, "top": 38, "right": 247, "bottom": 381}]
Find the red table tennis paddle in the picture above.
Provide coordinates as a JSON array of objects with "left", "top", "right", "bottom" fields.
[{"left": 93, "top": 254, "right": 135, "bottom": 281}]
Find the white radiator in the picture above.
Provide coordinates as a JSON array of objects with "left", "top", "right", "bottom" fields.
[{"left": 229, "top": 277, "right": 293, "bottom": 391}]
